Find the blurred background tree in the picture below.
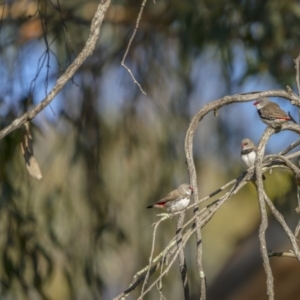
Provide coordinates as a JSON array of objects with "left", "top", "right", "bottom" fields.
[{"left": 0, "top": 0, "right": 300, "bottom": 299}]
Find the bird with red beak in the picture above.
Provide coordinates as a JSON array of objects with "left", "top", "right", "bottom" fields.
[
  {"left": 253, "top": 97, "right": 296, "bottom": 129},
  {"left": 241, "top": 138, "right": 265, "bottom": 180},
  {"left": 147, "top": 183, "right": 193, "bottom": 214}
]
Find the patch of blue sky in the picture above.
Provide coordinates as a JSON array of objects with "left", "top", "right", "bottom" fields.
[{"left": 0, "top": 40, "right": 63, "bottom": 125}]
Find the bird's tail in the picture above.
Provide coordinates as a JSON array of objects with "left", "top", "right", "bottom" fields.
[
  {"left": 288, "top": 111, "right": 297, "bottom": 124},
  {"left": 146, "top": 205, "right": 153, "bottom": 209}
]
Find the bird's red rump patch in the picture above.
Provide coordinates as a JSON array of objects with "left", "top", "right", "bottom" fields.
[
  {"left": 253, "top": 102, "right": 258, "bottom": 105},
  {"left": 156, "top": 202, "right": 166, "bottom": 206}
]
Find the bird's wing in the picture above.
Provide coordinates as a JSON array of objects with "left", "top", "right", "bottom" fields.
[
  {"left": 157, "top": 188, "right": 181, "bottom": 204},
  {"left": 262, "top": 102, "right": 289, "bottom": 119}
]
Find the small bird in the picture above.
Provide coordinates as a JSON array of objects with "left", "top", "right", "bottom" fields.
[
  {"left": 241, "top": 138, "right": 265, "bottom": 180},
  {"left": 253, "top": 97, "right": 296, "bottom": 129},
  {"left": 147, "top": 183, "right": 193, "bottom": 213}
]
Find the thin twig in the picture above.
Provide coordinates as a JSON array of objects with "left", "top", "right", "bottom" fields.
[
  {"left": 279, "top": 139, "right": 300, "bottom": 155},
  {"left": 176, "top": 213, "right": 190, "bottom": 300},
  {"left": 262, "top": 190, "right": 300, "bottom": 262},
  {"left": 269, "top": 251, "right": 298, "bottom": 258},
  {"left": 265, "top": 154, "right": 300, "bottom": 175},
  {"left": 140, "top": 215, "right": 169, "bottom": 297},
  {"left": 136, "top": 227, "right": 196, "bottom": 299},
  {"left": 294, "top": 221, "right": 300, "bottom": 237},
  {"left": 121, "top": 0, "right": 147, "bottom": 95}
]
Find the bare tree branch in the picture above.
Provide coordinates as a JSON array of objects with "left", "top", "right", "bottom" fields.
[
  {"left": 255, "top": 127, "right": 275, "bottom": 300},
  {"left": 279, "top": 139, "right": 300, "bottom": 155},
  {"left": 141, "top": 214, "right": 169, "bottom": 297},
  {"left": 262, "top": 190, "right": 300, "bottom": 262},
  {"left": 294, "top": 53, "right": 300, "bottom": 96},
  {"left": 176, "top": 213, "right": 190, "bottom": 300},
  {"left": 269, "top": 251, "right": 299, "bottom": 259},
  {"left": 294, "top": 52, "right": 300, "bottom": 241},
  {"left": 295, "top": 218, "right": 300, "bottom": 238}
]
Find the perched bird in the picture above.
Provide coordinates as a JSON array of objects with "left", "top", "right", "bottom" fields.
[
  {"left": 147, "top": 183, "right": 193, "bottom": 213},
  {"left": 241, "top": 138, "right": 265, "bottom": 180},
  {"left": 253, "top": 97, "right": 296, "bottom": 129}
]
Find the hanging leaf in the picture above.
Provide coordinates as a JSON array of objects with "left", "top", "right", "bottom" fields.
[{"left": 20, "top": 123, "right": 43, "bottom": 180}]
